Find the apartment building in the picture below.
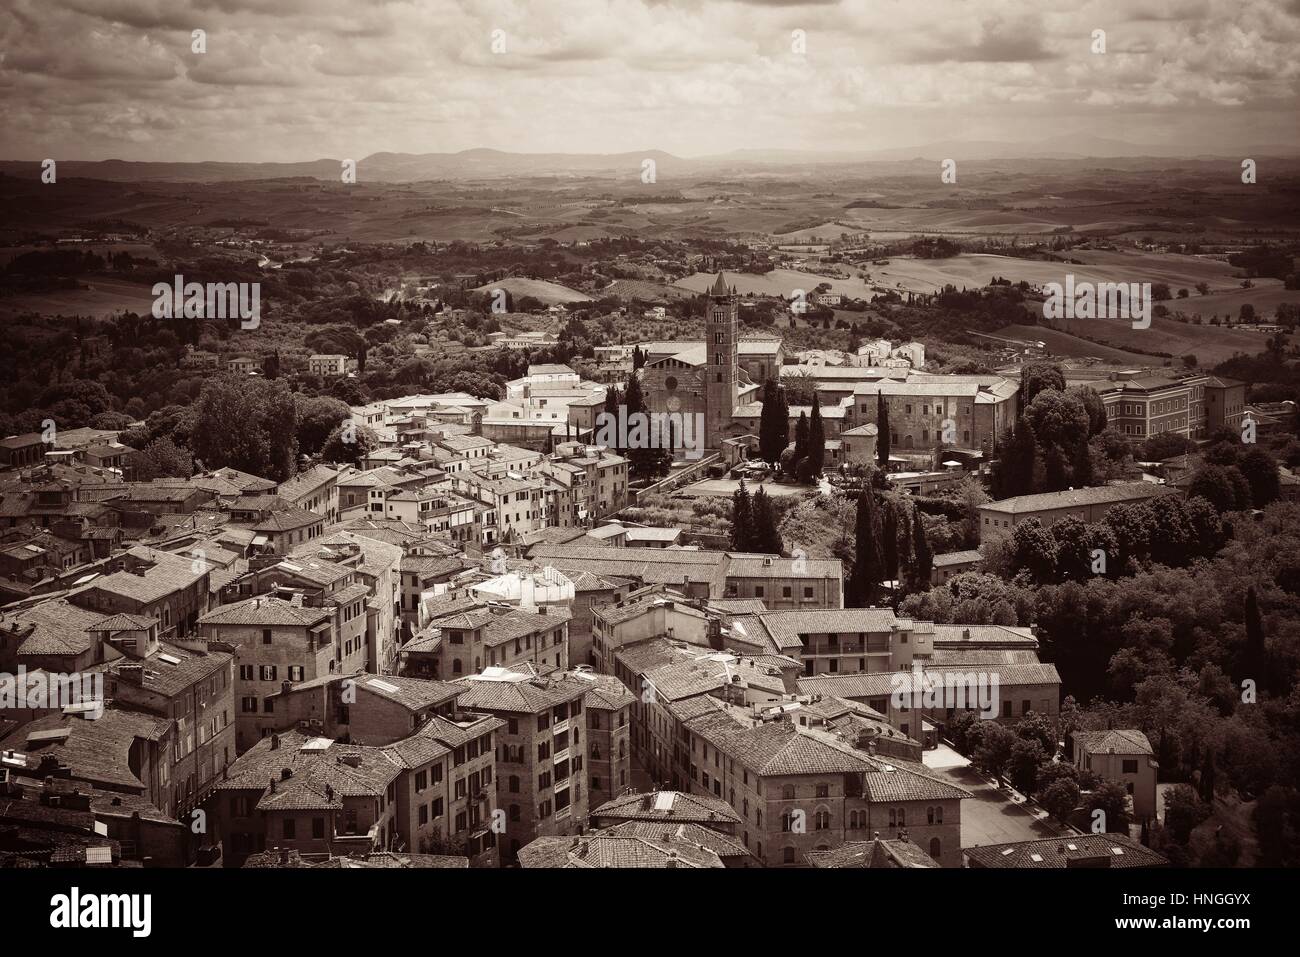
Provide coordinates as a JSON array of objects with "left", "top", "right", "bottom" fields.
[
  {"left": 197, "top": 596, "right": 342, "bottom": 753},
  {"left": 276, "top": 464, "right": 340, "bottom": 522},
  {"left": 451, "top": 668, "right": 592, "bottom": 863},
  {"left": 71, "top": 545, "right": 212, "bottom": 640},
  {"left": 425, "top": 599, "right": 571, "bottom": 679},
  {"left": 574, "top": 670, "right": 635, "bottom": 810},
  {"left": 677, "top": 699, "right": 968, "bottom": 867},
  {"left": 94, "top": 614, "right": 236, "bottom": 817}
]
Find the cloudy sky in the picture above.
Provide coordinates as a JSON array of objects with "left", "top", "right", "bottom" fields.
[{"left": 2, "top": 0, "right": 1298, "bottom": 162}]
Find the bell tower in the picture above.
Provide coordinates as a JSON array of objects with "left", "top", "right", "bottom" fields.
[{"left": 704, "top": 271, "right": 738, "bottom": 450}]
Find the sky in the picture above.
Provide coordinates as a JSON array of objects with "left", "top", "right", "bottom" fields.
[{"left": 2, "top": 0, "right": 1299, "bottom": 162}]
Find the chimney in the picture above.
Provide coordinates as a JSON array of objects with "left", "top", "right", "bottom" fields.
[
  {"left": 281, "top": 767, "right": 292, "bottom": 780},
  {"left": 118, "top": 664, "right": 145, "bottom": 686},
  {"left": 282, "top": 680, "right": 292, "bottom": 695},
  {"left": 269, "top": 777, "right": 277, "bottom": 793},
  {"left": 271, "top": 734, "right": 280, "bottom": 750}
]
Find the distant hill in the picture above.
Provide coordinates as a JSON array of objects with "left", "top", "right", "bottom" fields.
[{"left": 4, "top": 140, "right": 1296, "bottom": 184}]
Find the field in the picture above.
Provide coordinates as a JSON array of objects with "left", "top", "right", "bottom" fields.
[
  {"left": 0, "top": 276, "right": 156, "bottom": 320},
  {"left": 471, "top": 277, "right": 591, "bottom": 305}
]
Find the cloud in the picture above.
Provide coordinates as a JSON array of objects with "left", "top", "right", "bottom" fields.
[{"left": 0, "top": 0, "right": 1295, "bottom": 161}]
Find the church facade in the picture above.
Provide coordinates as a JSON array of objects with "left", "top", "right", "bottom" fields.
[{"left": 639, "top": 272, "right": 758, "bottom": 453}]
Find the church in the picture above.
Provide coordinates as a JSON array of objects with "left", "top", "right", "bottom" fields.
[{"left": 639, "top": 272, "right": 761, "bottom": 452}]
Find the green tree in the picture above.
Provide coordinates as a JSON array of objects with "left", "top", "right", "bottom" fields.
[
  {"left": 807, "top": 399, "right": 826, "bottom": 477},
  {"left": 974, "top": 722, "right": 1017, "bottom": 785},
  {"left": 758, "top": 379, "right": 789, "bottom": 466},
  {"left": 1087, "top": 780, "right": 1132, "bottom": 833},
  {"left": 1238, "top": 448, "right": 1280, "bottom": 507},
  {"left": 1039, "top": 777, "right": 1082, "bottom": 824},
  {"left": 189, "top": 377, "right": 298, "bottom": 482},
  {"left": 847, "top": 488, "right": 885, "bottom": 607},
  {"left": 876, "top": 393, "right": 890, "bottom": 467},
  {"left": 321, "top": 422, "right": 378, "bottom": 467},
  {"left": 729, "top": 480, "right": 753, "bottom": 551},
  {"left": 749, "top": 486, "right": 784, "bottom": 554}
]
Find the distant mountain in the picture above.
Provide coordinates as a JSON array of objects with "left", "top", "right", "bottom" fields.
[{"left": 1, "top": 141, "right": 1295, "bottom": 183}]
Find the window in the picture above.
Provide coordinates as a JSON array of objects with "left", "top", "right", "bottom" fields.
[
  {"left": 815, "top": 784, "right": 829, "bottom": 799},
  {"left": 783, "top": 847, "right": 796, "bottom": 864},
  {"left": 283, "top": 819, "right": 295, "bottom": 839},
  {"left": 262, "top": 629, "right": 272, "bottom": 645},
  {"left": 312, "top": 818, "right": 325, "bottom": 839},
  {"left": 1122, "top": 759, "right": 1139, "bottom": 774}
]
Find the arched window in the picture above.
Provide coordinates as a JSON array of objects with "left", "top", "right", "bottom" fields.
[
  {"left": 814, "top": 810, "right": 830, "bottom": 830},
  {"left": 929, "top": 837, "right": 942, "bottom": 860},
  {"left": 904, "top": 435, "right": 914, "bottom": 448},
  {"left": 452, "top": 659, "right": 463, "bottom": 674}
]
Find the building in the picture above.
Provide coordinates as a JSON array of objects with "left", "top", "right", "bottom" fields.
[
  {"left": 307, "top": 354, "right": 353, "bottom": 377},
  {"left": 574, "top": 671, "right": 635, "bottom": 809},
  {"left": 450, "top": 667, "right": 592, "bottom": 863},
  {"left": 680, "top": 701, "right": 969, "bottom": 867},
  {"left": 931, "top": 549, "right": 983, "bottom": 585},
  {"left": 977, "top": 483, "right": 1171, "bottom": 542},
  {"left": 527, "top": 544, "right": 843, "bottom": 610},
  {"left": 965, "top": 833, "right": 1167, "bottom": 869},
  {"left": 639, "top": 273, "right": 754, "bottom": 452},
  {"left": 1072, "top": 729, "right": 1158, "bottom": 820},
  {"left": 197, "top": 596, "right": 344, "bottom": 752}
]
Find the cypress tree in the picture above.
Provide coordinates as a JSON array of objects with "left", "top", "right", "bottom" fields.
[
  {"left": 794, "top": 412, "right": 810, "bottom": 462},
  {"left": 750, "top": 486, "right": 784, "bottom": 555},
  {"left": 758, "top": 379, "right": 789, "bottom": 466},
  {"left": 911, "top": 507, "right": 933, "bottom": 591},
  {"left": 876, "top": 393, "right": 890, "bottom": 467},
  {"left": 847, "top": 488, "right": 885, "bottom": 607},
  {"left": 729, "top": 480, "right": 753, "bottom": 551},
  {"left": 808, "top": 399, "right": 826, "bottom": 477},
  {"left": 1242, "top": 585, "right": 1267, "bottom": 689}
]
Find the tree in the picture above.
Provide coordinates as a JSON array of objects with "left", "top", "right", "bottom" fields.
[
  {"left": 758, "top": 379, "right": 789, "bottom": 466},
  {"left": 1188, "top": 464, "right": 1248, "bottom": 513},
  {"left": 1016, "top": 711, "right": 1057, "bottom": 758},
  {"left": 1010, "top": 517, "right": 1057, "bottom": 584},
  {"left": 1240, "top": 585, "right": 1267, "bottom": 689},
  {"left": 1009, "top": 737, "right": 1047, "bottom": 794},
  {"left": 729, "top": 481, "right": 753, "bottom": 551},
  {"left": 1019, "top": 361, "right": 1065, "bottom": 409},
  {"left": 1163, "top": 785, "right": 1211, "bottom": 844},
  {"left": 794, "top": 412, "right": 810, "bottom": 464},
  {"left": 807, "top": 399, "right": 826, "bottom": 478},
  {"left": 136, "top": 436, "right": 194, "bottom": 480},
  {"left": 749, "top": 486, "right": 784, "bottom": 554},
  {"left": 1238, "top": 448, "right": 1280, "bottom": 507},
  {"left": 1040, "top": 777, "right": 1082, "bottom": 824},
  {"left": 295, "top": 395, "right": 352, "bottom": 458},
  {"left": 1087, "top": 780, "right": 1132, "bottom": 833},
  {"left": 876, "top": 393, "right": 890, "bottom": 467},
  {"left": 992, "top": 423, "right": 1036, "bottom": 498},
  {"left": 974, "top": 723, "right": 1017, "bottom": 785},
  {"left": 909, "top": 509, "right": 933, "bottom": 593},
  {"left": 321, "top": 422, "right": 378, "bottom": 467},
  {"left": 1067, "top": 385, "right": 1108, "bottom": 436},
  {"left": 847, "top": 488, "right": 885, "bottom": 607},
  {"left": 1024, "top": 389, "right": 1091, "bottom": 491},
  {"left": 189, "top": 377, "right": 298, "bottom": 482}
]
